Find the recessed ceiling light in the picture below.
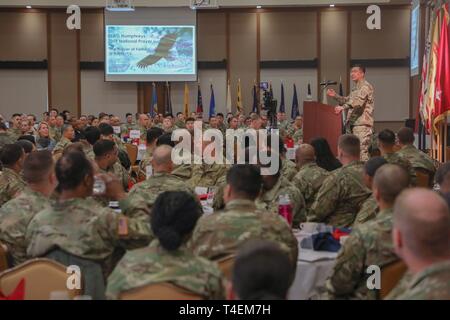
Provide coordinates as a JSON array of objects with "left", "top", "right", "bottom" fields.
[
  {"left": 26, "top": 5, "right": 32, "bottom": 9},
  {"left": 256, "top": 5, "right": 262, "bottom": 9},
  {"left": 330, "top": 4, "right": 335, "bottom": 7}
]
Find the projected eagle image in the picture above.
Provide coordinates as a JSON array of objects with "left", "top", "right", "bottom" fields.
[{"left": 136, "top": 28, "right": 191, "bottom": 69}]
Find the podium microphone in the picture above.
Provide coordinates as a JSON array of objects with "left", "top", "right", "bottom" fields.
[{"left": 320, "top": 80, "right": 338, "bottom": 86}]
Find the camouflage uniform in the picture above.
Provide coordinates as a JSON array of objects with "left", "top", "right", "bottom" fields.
[
  {"left": 7, "top": 128, "right": 22, "bottom": 142},
  {"left": 128, "top": 172, "right": 195, "bottom": 214},
  {"left": 281, "top": 159, "right": 298, "bottom": 181},
  {"left": 172, "top": 163, "right": 193, "bottom": 180},
  {"left": 188, "top": 163, "right": 227, "bottom": 189},
  {"left": 384, "top": 272, "right": 413, "bottom": 300},
  {"left": 105, "top": 240, "right": 225, "bottom": 300},
  {"left": 383, "top": 152, "right": 417, "bottom": 186},
  {"left": 292, "top": 162, "right": 329, "bottom": 216},
  {"left": 353, "top": 195, "right": 378, "bottom": 227},
  {"left": 0, "top": 132, "right": 14, "bottom": 148},
  {"left": 396, "top": 145, "right": 436, "bottom": 174},
  {"left": 188, "top": 199, "right": 298, "bottom": 263},
  {"left": 113, "top": 135, "right": 127, "bottom": 154},
  {"left": 83, "top": 143, "right": 95, "bottom": 160},
  {"left": 174, "top": 120, "right": 186, "bottom": 129},
  {"left": 26, "top": 197, "right": 152, "bottom": 273},
  {"left": 49, "top": 126, "right": 61, "bottom": 142},
  {"left": 392, "top": 261, "right": 450, "bottom": 300},
  {"left": 326, "top": 208, "right": 398, "bottom": 300},
  {"left": 120, "top": 123, "right": 138, "bottom": 137},
  {"left": 98, "top": 162, "right": 130, "bottom": 192},
  {"left": 52, "top": 137, "right": 72, "bottom": 159},
  {"left": 255, "top": 177, "right": 306, "bottom": 228},
  {"left": 308, "top": 161, "right": 371, "bottom": 228},
  {"left": 286, "top": 125, "right": 303, "bottom": 144},
  {"left": 334, "top": 79, "right": 374, "bottom": 162},
  {"left": 0, "top": 168, "right": 26, "bottom": 207},
  {"left": 0, "top": 188, "right": 51, "bottom": 265},
  {"left": 137, "top": 148, "right": 153, "bottom": 180}
]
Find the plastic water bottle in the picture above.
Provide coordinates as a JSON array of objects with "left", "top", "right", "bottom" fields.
[{"left": 278, "top": 194, "right": 293, "bottom": 226}]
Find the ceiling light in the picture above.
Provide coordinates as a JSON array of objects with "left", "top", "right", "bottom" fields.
[
  {"left": 256, "top": 5, "right": 262, "bottom": 9},
  {"left": 330, "top": 4, "right": 335, "bottom": 7},
  {"left": 26, "top": 5, "right": 32, "bottom": 9}
]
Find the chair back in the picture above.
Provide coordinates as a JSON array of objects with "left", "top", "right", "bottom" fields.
[
  {"left": 216, "top": 255, "right": 235, "bottom": 281},
  {"left": 380, "top": 260, "right": 407, "bottom": 299},
  {"left": 0, "top": 243, "right": 9, "bottom": 272},
  {"left": 125, "top": 144, "right": 138, "bottom": 166},
  {"left": 0, "top": 258, "right": 82, "bottom": 300},
  {"left": 415, "top": 168, "right": 433, "bottom": 188},
  {"left": 119, "top": 282, "right": 204, "bottom": 300}
]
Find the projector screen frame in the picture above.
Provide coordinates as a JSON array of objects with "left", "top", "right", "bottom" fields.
[{"left": 103, "top": 7, "right": 198, "bottom": 83}]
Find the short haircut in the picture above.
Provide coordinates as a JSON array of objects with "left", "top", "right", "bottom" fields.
[
  {"left": 373, "top": 164, "right": 410, "bottom": 204},
  {"left": 98, "top": 123, "right": 114, "bottom": 136},
  {"left": 125, "top": 113, "right": 132, "bottom": 117},
  {"left": 185, "top": 117, "right": 195, "bottom": 123},
  {"left": 364, "top": 156, "right": 388, "bottom": 177},
  {"left": 338, "top": 134, "right": 360, "bottom": 157},
  {"left": 352, "top": 64, "right": 366, "bottom": 73},
  {"left": 56, "top": 151, "right": 93, "bottom": 191},
  {"left": 15, "top": 139, "right": 34, "bottom": 154},
  {"left": 226, "top": 165, "right": 262, "bottom": 200},
  {"left": 152, "top": 191, "right": 202, "bottom": 251},
  {"left": 394, "top": 188, "right": 450, "bottom": 259},
  {"left": 0, "top": 144, "right": 24, "bottom": 166},
  {"left": 23, "top": 150, "right": 54, "bottom": 183},
  {"left": 176, "top": 112, "right": 183, "bottom": 116},
  {"left": 93, "top": 139, "right": 116, "bottom": 157},
  {"left": 164, "top": 113, "right": 174, "bottom": 119},
  {"left": 28, "top": 114, "right": 37, "bottom": 121},
  {"left": 152, "top": 145, "right": 173, "bottom": 166},
  {"left": 377, "top": 129, "right": 396, "bottom": 146},
  {"left": 63, "top": 142, "right": 85, "bottom": 155},
  {"left": 12, "top": 113, "right": 21, "bottom": 118},
  {"left": 232, "top": 240, "right": 293, "bottom": 300},
  {"left": 146, "top": 127, "right": 164, "bottom": 144},
  {"left": 61, "top": 124, "right": 72, "bottom": 134},
  {"left": 250, "top": 114, "right": 261, "bottom": 121},
  {"left": 397, "top": 127, "right": 415, "bottom": 145},
  {"left": 84, "top": 126, "right": 101, "bottom": 145},
  {"left": 217, "top": 113, "right": 224, "bottom": 118},
  {"left": 157, "top": 133, "right": 175, "bottom": 147},
  {"left": 18, "top": 135, "right": 36, "bottom": 145}
]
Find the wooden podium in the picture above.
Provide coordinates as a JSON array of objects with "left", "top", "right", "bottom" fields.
[{"left": 303, "top": 101, "right": 343, "bottom": 156}]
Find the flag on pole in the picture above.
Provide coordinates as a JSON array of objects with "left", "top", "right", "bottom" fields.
[
  {"left": 183, "top": 83, "right": 190, "bottom": 118},
  {"left": 291, "top": 84, "right": 299, "bottom": 120},
  {"left": 306, "top": 83, "right": 312, "bottom": 101},
  {"left": 269, "top": 81, "right": 274, "bottom": 99},
  {"left": 321, "top": 78, "right": 327, "bottom": 104},
  {"left": 209, "top": 83, "right": 216, "bottom": 118},
  {"left": 279, "top": 82, "right": 285, "bottom": 113},
  {"left": 339, "top": 76, "right": 346, "bottom": 134},
  {"left": 165, "top": 82, "right": 172, "bottom": 114},
  {"left": 236, "top": 79, "right": 243, "bottom": 114},
  {"left": 150, "top": 82, "right": 157, "bottom": 117},
  {"left": 433, "top": 4, "right": 450, "bottom": 130},
  {"left": 196, "top": 83, "right": 203, "bottom": 113},
  {"left": 226, "top": 80, "right": 232, "bottom": 113},
  {"left": 252, "top": 82, "right": 258, "bottom": 113},
  {"left": 422, "top": 8, "right": 441, "bottom": 131},
  {"left": 339, "top": 76, "right": 344, "bottom": 96}
]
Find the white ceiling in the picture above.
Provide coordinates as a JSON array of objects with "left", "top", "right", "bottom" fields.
[{"left": 0, "top": 0, "right": 410, "bottom": 8}]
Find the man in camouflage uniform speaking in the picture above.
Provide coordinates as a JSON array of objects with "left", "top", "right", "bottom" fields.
[{"left": 327, "top": 65, "right": 374, "bottom": 161}]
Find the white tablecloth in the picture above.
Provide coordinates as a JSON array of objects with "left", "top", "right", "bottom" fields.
[{"left": 288, "top": 230, "right": 338, "bottom": 300}]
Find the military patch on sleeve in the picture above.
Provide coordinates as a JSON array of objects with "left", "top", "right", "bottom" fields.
[{"left": 118, "top": 216, "right": 129, "bottom": 236}]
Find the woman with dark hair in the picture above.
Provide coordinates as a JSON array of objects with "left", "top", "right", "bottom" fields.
[
  {"left": 310, "top": 137, "right": 342, "bottom": 172},
  {"left": 34, "top": 121, "right": 56, "bottom": 151},
  {"left": 106, "top": 191, "right": 225, "bottom": 300}
]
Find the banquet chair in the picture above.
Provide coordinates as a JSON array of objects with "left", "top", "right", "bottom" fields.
[
  {"left": 0, "top": 258, "right": 82, "bottom": 300},
  {"left": 216, "top": 255, "right": 235, "bottom": 281},
  {"left": 0, "top": 242, "right": 9, "bottom": 272},
  {"left": 125, "top": 143, "right": 138, "bottom": 166},
  {"left": 380, "top": 260, "right": 407, "bottom": 299},
  {"left": 414, "top": 168, "right": 433, "bottom": 188},
  {"left": 119, "top": 282, "right": 204, "bottom": 300}
]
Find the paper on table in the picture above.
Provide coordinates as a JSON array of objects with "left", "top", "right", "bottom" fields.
[
  {"left": 129, "top": 130, "right": 140, "bottom": 139},
  {"left": 299, "top": 249, "right": 338, "bottom": 262},
  {"left": 113, "top": 126, "right": 121, "bottom": 134},
  {"left": 195, "top": 187, "right": 208, "bottom": 195}
]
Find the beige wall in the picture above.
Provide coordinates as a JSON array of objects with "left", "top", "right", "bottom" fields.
[
  {"left": 260, "top": 11, "right": 317, "bottom": 60},
  {"left": 320, "top": 10, "right": 349, "bottom": 103},
  {"left": 229, "top": 13, "right": 257, "bottom": 113},
  {"left": 197, "top": 12, "right": 226, "bottom": 61},
  {"left": 80, "top": 12, "right": 104, "bottom": 61},
  {"left": 49, "top": 12, "right": 78, "bottom": 115},
  {"left": 0, "top": 12, "right": 47, "bottom": 61},
  {"left": 0, "top": 7, "right": 412, "bottom": 120}
]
